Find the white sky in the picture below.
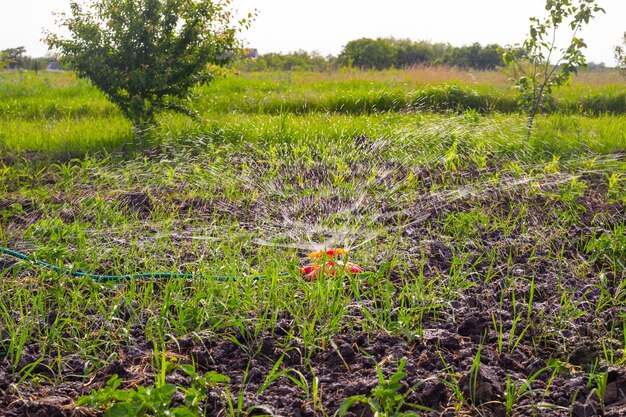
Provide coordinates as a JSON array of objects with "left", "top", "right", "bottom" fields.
[{"left": 1, "top": 0, "right": 624, "bottom": 65}]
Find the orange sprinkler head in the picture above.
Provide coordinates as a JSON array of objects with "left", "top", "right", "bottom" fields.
[
  {"left": 298, "top": 263, "right": 319, "bottom": 275},
  {"left": 344, "top": 262, "right": 363, "bottom": 274},
  {"left": 300, "top": 261, "right": 364, "bottom": 280},
  {"left": 325, "top": 260, "right": 337, "bottom": 276},
  {"left": 300, "top": 261, "right": 337, "bottom": 280},
  {"left": 305, "top": 268, "right": 320, "bottom": 281},
  {"left": 308, "top": 248, "right": 349, "bottom": 259}
]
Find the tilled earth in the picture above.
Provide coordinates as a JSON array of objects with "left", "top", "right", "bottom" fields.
[{"left": 1, "top": 155, "right": 626, "bottom": 416}]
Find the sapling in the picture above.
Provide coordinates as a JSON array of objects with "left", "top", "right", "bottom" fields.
[
  {"left": 615, "top": 32, "right": 626, "bottom": 75},
  {"left": 504, "top": 0, "right": 604, "bottom": 135}
]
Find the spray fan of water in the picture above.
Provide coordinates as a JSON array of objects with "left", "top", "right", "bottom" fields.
[{"left": 10, "top": 115, "right": 621, "bottom": 276}]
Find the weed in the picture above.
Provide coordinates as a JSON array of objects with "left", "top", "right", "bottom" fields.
[
  {"left": 336, "top": 357, "right": 431, "bottom": 416},
  {"left": 606, "top": 172, "right": 626, "bottom": 203},
  {"left": 585, "top": 223, "right": 626, "bottom": 273},
  {"left": 77, "top": 365, "right": 230, "bottom": 417}
]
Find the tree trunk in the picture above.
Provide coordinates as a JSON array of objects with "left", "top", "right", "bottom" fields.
[{"left": 527, "top": 83, "right": 546, "bottom": 137}]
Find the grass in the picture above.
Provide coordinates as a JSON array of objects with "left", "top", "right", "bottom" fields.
[
  {"left": 1, "top": 69, "right": 625, "bottom": 154},
  {"left": 0, "top": 68, "right": 625, "bottom": 416}
]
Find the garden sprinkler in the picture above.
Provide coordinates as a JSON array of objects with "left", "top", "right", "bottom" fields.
[{"left": 298, "top": 248, "right": 364, "bottom": 280}]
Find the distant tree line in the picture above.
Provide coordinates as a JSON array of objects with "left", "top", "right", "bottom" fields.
[
  {"left": 1, "top": 46, "right": 62, "bottom": 72},
  {"left": 236, "top": 38, "right": 507, "bottom": 72},
  {"left": 6, "top": 33, "right": 619, "bottom": 75},
  {"left": 236, "top": 50, "right": 332, "bottom": 72},
  {"left": 337, "top": 38, "right": 505, "bottom": 70}
]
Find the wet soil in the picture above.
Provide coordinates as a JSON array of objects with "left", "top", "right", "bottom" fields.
[
  {"left": 1, "top": 162, "right": 625, "bottom": 416},
  {"left": 3, "top": 324, "right": 626, "bottom": 416}
]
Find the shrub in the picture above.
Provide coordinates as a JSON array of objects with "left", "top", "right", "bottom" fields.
[{"left": 46, "top": 0, "right": 253, "bottom": 131}]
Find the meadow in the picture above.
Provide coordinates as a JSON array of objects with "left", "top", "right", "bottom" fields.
[{"left": 0, "top": 67, "right": 626, "bottom": 416}]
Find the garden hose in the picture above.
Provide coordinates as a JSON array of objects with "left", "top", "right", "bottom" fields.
[
  {"left": 0, "top": 245, "right": 257, "bottom": 282},
  {"left": 0, "top": 245, "right": 371, "bottom": 282}
]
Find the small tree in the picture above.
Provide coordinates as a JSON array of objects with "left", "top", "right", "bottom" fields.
[
  {"left": 615, "top": 32, "right": 626, "bottom": 75},
  {"left": 46, "top": 0, "right": 253, "bottom": 131},
  {"left": 1, "top": 47, "right": 27, "bottom": 70},
  {"left": 392, "top": 39, "right": 435, "bottom": 68},
  {"left": 442, "top": 43, "right": 504, "bottom": 70},
  {"left": 337, "top": 38, "right": 397, "bottom": 70},
  {"left": 503, "top": 0, "right": 604, "bottom": 135}
]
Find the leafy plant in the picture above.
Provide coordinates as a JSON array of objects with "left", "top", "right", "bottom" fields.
[
  {"left": 77, "top": 366, "right": 230, "bottom": 416},
  {"left": 0, "top": 47, "right": 27, "bottom": 70},
  {"left": 606, "top": 172, "right": 626, "bottom": 203},
  {"left": 584, "top": 223, "right": 626, "bottom": 273},
  {"left": 336, "top": 357, "right": 431, "bottom": 417},
  {"left": 503, "top": 0, "right": 604, "bottom": 135},
  {"left": 615, "top": 32, "right": 626, "bottom": 76},
  {"left": 46, "top": 0, "right": 253, "bottom": 131}
]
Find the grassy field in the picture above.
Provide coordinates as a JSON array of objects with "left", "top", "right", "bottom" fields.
[{"left": 1, "top": 68, "right": 626, "bottom": 416}]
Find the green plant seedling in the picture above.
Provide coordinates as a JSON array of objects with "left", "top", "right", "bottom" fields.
[
  {"left": 77, "top": 366, "right": 230, "bottom": 417},
  {"left": 335, "top": 357, "right": 432, "bottom": 417}
]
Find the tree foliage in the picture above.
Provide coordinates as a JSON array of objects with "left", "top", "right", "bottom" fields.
[
  {"left": 504, "top": 0, "right": 604, "bottom": 135},
  {"left": 615, "top": 32, "right": 626, "bottom": 75},
  {"left": 257, "top": 50, "right": 330, "bottom": 72},
  {"left": 393, "top": 39, "right": 435, "bottom": 68},
  {"left": 1, "top": 47, "right": 27, "bottom": 70},
  {"left": 46, "top": 0, "right": 252, "bottom": 130},
  {"left": 337, "top": 38, "right": 398, "bottom": 70},
  {"left": 335, "top": 38, "right": 505, "bottom": 71},
  {"left": 235, "top": 38, "right": 507, "bottom": 73},
  {"left": 441, "top": 43, "right": 503, "bottom": 70}
]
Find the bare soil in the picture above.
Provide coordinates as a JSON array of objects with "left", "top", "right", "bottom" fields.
[{"left": 1, "top": 161, "right": 625, "bottom": 416}]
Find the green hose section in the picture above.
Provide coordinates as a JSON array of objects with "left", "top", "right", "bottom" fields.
[
  {"left": 0, "top": 245, "right": 261, "bottom": 282},
  {"left": 1, "top": 245, "right": 372, "bottom": 282}
]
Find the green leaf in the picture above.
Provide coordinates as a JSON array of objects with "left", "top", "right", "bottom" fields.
[
  {"left": 204, "top": 370, "right": 230, "bottom": 384},
  {"left": 107, "top": 375, "right": 123, "bottom": 390},
  {"left": 179, "top": 364, "right": 196, "bottom": 377},
  {"left": 172, "top": 407, "right": 197, "bottom": 417},
  {"left": 105, "top": 402, "right": 141, "bottom": 417},
  {"left": 113, "top": 389, "right": 130, "bottom": 401},
  {"left": 155, "top": 383, "right": 177, "bottom": 398},
  {"left": 336, "top": 395, "right": 372, "bottom": 416}
]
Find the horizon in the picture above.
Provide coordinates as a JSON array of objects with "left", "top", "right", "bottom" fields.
[{"left": 1, "top": 0, "right": 624, "bottom": 65}]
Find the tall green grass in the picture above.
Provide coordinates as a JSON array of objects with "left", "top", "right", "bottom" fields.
[
  {"left": 1, "top": 70, "right": 625, "bottom": 158},
  {"left": 2, "top": 69, "right": 625, "bottom": 122}
]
